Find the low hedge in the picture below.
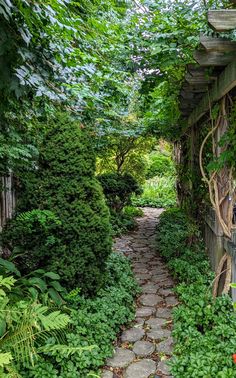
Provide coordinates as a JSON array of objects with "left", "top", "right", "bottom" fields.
[{"left": 156, "top": 208, "right": 236, "bottom": 378}]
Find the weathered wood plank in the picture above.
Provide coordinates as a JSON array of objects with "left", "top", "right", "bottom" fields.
[
  {"left": 185, "top": 72, "right": 213, "bottom": 84},
  {"left": 194, "top": 50, "right": 236, "bottom": 66},
  {"left": 200, "top": 35, "right": 236, "bottom": 52},
  {"left": 188, "top": 60, "right": 236, "bottom": 126},
  {"left": 208, "top": 10, "right": 236, "bottom": 31},
  {"left": 180, "top": 90, "right": 194, "bottom": 99},
  {"left": 182, "top": 84, "right": 208, "bottom": 93}
]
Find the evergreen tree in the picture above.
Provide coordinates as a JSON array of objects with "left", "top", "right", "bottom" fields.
[{"left": 5, "top": 114, "right": 112, "bottom": 295}]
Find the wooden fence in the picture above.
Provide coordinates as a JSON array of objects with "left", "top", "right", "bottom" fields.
[
  {"left": 0, "top": 173, "right": 15, "bottom": 231},
  {"left": 177, "top": 8, "right": 236, "bottom": 299}
]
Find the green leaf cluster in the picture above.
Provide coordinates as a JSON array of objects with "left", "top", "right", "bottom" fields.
[
  {"left": 21, "top": 252, "right": 140, "bottom": 378},
  {"left": 156, "top": 208, "right": 236, "bottom": 377}
]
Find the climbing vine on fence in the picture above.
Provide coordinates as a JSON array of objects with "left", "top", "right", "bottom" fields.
[{"left": 199, "top": 95, "right": 236, "bottom": 237}]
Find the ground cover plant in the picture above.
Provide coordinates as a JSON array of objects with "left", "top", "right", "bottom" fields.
[
  {"left": 0, "top": 251, "right": 139, "bottom": 377},
  {"left": 20, "top": 252, "right": 139, "bottom": 378},
  {"left": 156, "top": 208, "right": 236, "bottom": 377}
]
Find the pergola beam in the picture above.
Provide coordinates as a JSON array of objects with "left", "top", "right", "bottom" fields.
[
  {"left": 185, "top": 70, "right": 216, "bottom": 84},
  {"left": 193, "top": 50, "right": 236, "bottom": 66},
  {"left": 208, "top": 10, "right": 236, "bottom": 31},
  {"left": 188, "top": 60, "right": 236, "bottom": 126},
  {"left": 200, "top": 35, "right": 236, "bottom": 52}
]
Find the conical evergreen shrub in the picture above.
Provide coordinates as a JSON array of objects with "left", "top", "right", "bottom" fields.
[{"left": 4, "top": 114, "right": 112, "bottom": 295}]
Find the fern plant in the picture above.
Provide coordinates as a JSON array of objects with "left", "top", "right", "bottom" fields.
[{"left": 0, "top": 275, "right": 73, "bottom": 376}]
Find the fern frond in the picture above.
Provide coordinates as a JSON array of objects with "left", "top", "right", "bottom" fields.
[
  {"left": 39, "top": 344, "right": 95, "bottom": 357},
  {"left": 0, "top": 302, "right": 70, "bottom": 367},
  {"left": 0, "top": 351, "right": 13, "bottom": 367},
  {"left": 5, "top": 363, "right": 22, "bottom": 378},
  {"left": 33, "top": 304, "right": 70, "bottom": 331},
  {"left": 0, "top": 276, "right": 16, "bottom": 292}
]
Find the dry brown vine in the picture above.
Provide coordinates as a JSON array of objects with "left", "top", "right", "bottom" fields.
[{"left": 199, "top": 95, "right": 236, "bottom": 238}]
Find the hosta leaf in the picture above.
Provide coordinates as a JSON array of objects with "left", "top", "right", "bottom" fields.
[
  {"left": 0, "top": 258, "right": 21, "bottom": 277},
  {"left": 43, "top": 272, "right": 60, "bottom": 280},
  {"left": 28, "top": 278, "right": 47, "bottom": 292}
]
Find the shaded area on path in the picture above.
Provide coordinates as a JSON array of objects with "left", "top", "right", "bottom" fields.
[{"left": 102, "top": 208, "right": 178, "bottom": 378}]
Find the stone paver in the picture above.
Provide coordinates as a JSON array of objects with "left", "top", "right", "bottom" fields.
[
  {"left": 139, "top": 294, "right": 163, "bottom": 307},
  {"left": 147, "top": 328, "right": 171, "bottom": 340},
  {"left": 157, "top": 360, "right": 171, "bottom": 375},
  {"left": 135, "top": 306, "right": 155, "bottom": 317},
  {"left": 101, "top": 370, "right": 113, "bottom": 378},
  {"left": 106, "top": 348, "right": 135, "bottom": 367},
  {"left": 121, "top": 327, "right": 145, "bottom": 342},
  {"left": 125, "top": 359, "right": 156, "bottom": 378},
  {"left": 141, "top": 283, "right": 159, "bottom": 294},
  {"left": 156, "top": 337, "right": 173, "bottom": 355},
  {"left": 165, "top": 295, "right": 179, "bottom": 306},
  {"left": 105, "top": 208, "right": 176, "bottom": 377},
  {"left": 146, "top": 317, "right": 167, "bottom": 328},
  {"left": 156, "top": 307, "right": 172, "bottom": 318},
  {"left": 133, "top": 340, "right": 155, "bottom": 356}
]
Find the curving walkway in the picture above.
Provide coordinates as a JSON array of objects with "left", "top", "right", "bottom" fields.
[{"left": 102, "top": 208, "right": 177, "bottom": 378}]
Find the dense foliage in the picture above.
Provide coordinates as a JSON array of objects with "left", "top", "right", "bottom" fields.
[
  {"left": 20, "top": 252, "right": 139, "bottom": 378},
  {"left": 0, "top": 251, "right": 138, "bottom": 377},
  {"left": 1, "top": 1, "right": 235, "bottom": 376},
  {"left": 2, "top": 114, "right": 112, "bottom": 295},
  {"left": 98, "top": 172, "right": 143, "bottom": 234},
  {"left": 156, "top": 209, "right": 236, "bottom": 377},
  {"left": 98, "top": 172, "right": 142, "bottom": 213},
  {"left": 132, "top": 148, "right": 176, "bottom": 208},
  {"left": 0, "top": 272, "right": 71, "bottom": 377}
]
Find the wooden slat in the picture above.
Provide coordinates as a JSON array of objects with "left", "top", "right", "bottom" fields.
[
  {"left": 182, "top": 84, "right": 208, "bottom": 93},
  {"left": 200, "top": 35, "right": 236, "bottom": 52},
  {"left": 188, "top": 60, "right": 236, "bottom": 126},
  {"left": 180, "top": 90, "right": 194, "bottom": 99},
  {"left": 185, "top": 72, "right": 213, "bottom": 84},
  {"left": 208, "top": 10, "right": 236, "bottom": 31},
  {"left": 194, "top": 50, "right": 236, "bottom": 66}
]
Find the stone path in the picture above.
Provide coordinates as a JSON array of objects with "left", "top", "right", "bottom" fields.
[{"left": 102, "top": 208, "right": 178, "bottom": 378}]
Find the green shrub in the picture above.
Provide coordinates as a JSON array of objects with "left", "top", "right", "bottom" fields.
[
  {"left": 2, "top": 113, "right": 112, "bottom": 295},
  {"left": 98, "top": 172, "right": 142, "bottom": 213},
  {"left": 132, "top": 176, "right": 176, "bottom": 208},
  {"left": 156, "top": 208, "right": 198, "bottom": 259},
  {"left": 110, "top": 206, "right": 143, "bottom": 236},
  {"left": 146, "top": 153, "right": 174, "bottom": 179},
  {"left": 21, "top": 253, "right": 140, "bottom": 378},
  {"left": 1, "top": 210, "right": 62, "bottom": 273},
  {"left": 98, "top": 172, "right": 142, "bottom": 235},
  {"left": 156, "top": 208, "right": 236, "bottom": 377}
]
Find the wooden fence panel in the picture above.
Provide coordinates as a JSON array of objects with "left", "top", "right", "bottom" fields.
[{"left": 0, "top": 173, "right": 15, "bottom": 230}]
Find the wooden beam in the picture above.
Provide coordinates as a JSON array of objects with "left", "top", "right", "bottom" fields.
[
  {"left": 180, "top": 90, "right": 194, "bottom": 100},
  {"left": 200, "top": 35, "right": 236, "bottom": 52},
  {"left": 185, "top": 72, "right": 213, "bottom": 84},
  {"left": 188, "top": 60, "right": 236, "bottom": 126},
  {"left": 208, "top": 10, "right": 236, "bottom": 31},
  {"left": 182, "top": 84, "right": 208, "bottom": 93},
  {"left": 194, "top": 50, "right": 236, "bottom": 66}
]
